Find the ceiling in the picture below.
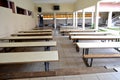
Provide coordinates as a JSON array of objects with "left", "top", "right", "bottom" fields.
[{"left": 32, "top": 0, "right": 77, "bottom": 4}]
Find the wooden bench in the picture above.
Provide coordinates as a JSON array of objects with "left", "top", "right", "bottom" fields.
[
  {"left": 0, "top": 36, "right": 53, "bottom": 42},
  {"left": 83, "top": 54, "right": 120, "bottom": 67},
  {"left": 60, "top": 29, "right": 96, "bottom": 36},
  {"left": 11, "top": 32, "right": 52, "bottom": 36},
  {"left": 71, "top": 35, "right": 120, "bottom": 42},
  {"left": 0, "top": 51, "right": 59, "bottom": 71},
  {"left": 19, "top": 30, "right": 52, "bottom": 33},
  {"left": 0, "top": 41, "right": 56, "bottom": 52},
  {"left": 69, "top": 32, "right": 111, "bottom": 39}
]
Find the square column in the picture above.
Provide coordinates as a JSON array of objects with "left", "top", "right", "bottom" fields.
[
  {"left": 91, "top": 12, "right": 94, "bottom": 29},
  {"left": 54, "top": 12, "right": 56, "bottom": 29},
  {"left": 75, "top": 12, "right": 78, "bottom": 28},
  {"left": 73, "top": 12, "right": 76, "bottom": 27},
  {"left": 107, "top": 11, "right": 112, "bottom": 28},
  {"left": 82, "top": 10, "right": 85, "bottom": 30},
  {"left": 94, "top": 2, "right": 100, "bottom": 30}
]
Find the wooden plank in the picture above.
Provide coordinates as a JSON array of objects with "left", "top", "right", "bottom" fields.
[
  {"left": 69, "top": 32, "right": 111, "bottom": 35},
  {"left": 71, "top": 35, "right": 120, "bottom": 40},
  {"left": 19, "top": 30, "right": 52, "bottom": 33},
  {"left": 0, "top": 51, "right": 59, "bottom": 64},
  {"left": 0, "top": 41, "right": 56, "bottom": 48},
  {"left": 33, "top": 28, "right": 52, "bottom": 30},
  {"left": 60, "top": 29, "right": 96, "bottom": 33},
  {"left": 11, "top": 32, "right": 52, "bottom": 36},
  {"left": 84, "top": 54, "right": 120, "bottom": 58},
  {"left": 0, "top": 36, "right": 53, "bottom": 40},
  {"left": 76, "top": 42, "right": 120, "bottom": 48}
]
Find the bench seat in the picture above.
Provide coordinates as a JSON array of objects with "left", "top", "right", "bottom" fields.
[{"left": 83, "top": 54, "right": 120, "bottom": 67}]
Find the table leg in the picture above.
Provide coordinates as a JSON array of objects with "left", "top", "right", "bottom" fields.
[
  {"left": 76, "top": 45, "right": 79, "bottom": 52},
  {"left": 44, "top": 62, "right": 49, "bottom": 71},
  {"left": 44, "top": 46, "right": 50, "bottom": 51},
  {"left": 83, "top": 49, "right": 85, "bottom": 55},
  {"left": 85, "top": 48, "right": 89, "bottom": 55},
  {"left": 45, "top": 39, "right": 49, "bottom": 41}
]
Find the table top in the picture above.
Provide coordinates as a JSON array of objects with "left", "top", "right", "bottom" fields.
[
  {"left": 69, "top": 32, "right": 111, "bottom": 35},
  {"left": 71, "top": 35, "right": 120, "bottom": 40},
  {"left": 32, "top": 28, "right": 52, "bottom": 31},
  {"left": 0, "top": 36, "right": 53, "bottom": 40},
  {"left": 19, "top": 30, "right": 52, "bottom": 33},
  {"left": 12, "top": 32, "right": 52, "bottom": 36},
  {"left": 76, "top": 42, "right": 120, "bottom": 48},
  {"left": 0, "top": 41, "right": 56, "bottom": 48},
  {"left": 60, "top": 29, "right": 96, "bottom": 32},
  {"left": 0, "top": 51, "right": 59, "bottom": 64}
]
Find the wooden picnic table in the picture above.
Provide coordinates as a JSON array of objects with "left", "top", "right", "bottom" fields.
[
  {"left": 19, "top": 29, "right": 52, "bottom": 33},
  {"left": 69, "top": 32, "right": 111, "bottom": 39},
  {"left": 60, "top": 29, "right": 96, "bottom": 33},
  {"left": 69, "top": 32, "right": 111, "bottom": 36},
  {"left": 0, "top": 51, "right": 59, "bottom": 71},
  {"left": 60, "top": 29, "right": 96, "bottom": 36},
  {"left": 12, "top": 32, "right": 52, "bottom": 36},
  {"left": 76, "top": 42, "right": 120, "bottom": 54},
  {"left": 0, "top": 36, "right": 53, "bottom": 42},
  {"left": 76, "top": 42, "right": 120, "bottom": 67},
  {"left": 71, "top": 35, "right": 120, "bottom": 42},
  {"left": 0, "top": 41, "right": 56, "bottom": 52}
]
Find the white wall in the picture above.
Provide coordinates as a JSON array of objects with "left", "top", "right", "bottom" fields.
[
  {"left": 36, "top": 3, "right": 75, "bottom": 13},
  {"left": 75, "top": 0, "right": 101, "bottom": 11},
  {"left": 10, "top": 0, "right": 34, "bottom": 11},
  {"left": 0, "top": 0, "right": 36, "bottom": 37}
]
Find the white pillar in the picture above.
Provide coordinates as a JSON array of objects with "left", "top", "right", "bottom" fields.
[
  {"left": 107, "top": 11, "right": 112, "bottom": 28},
  {"left": 91, "top": 12, "right": 94, "bottom": 29},
  {"left": 54, "top": 12, "right": 56, "bottom": 29},
  {"left": 94, "top": 2, "right": 100, "bottom": 30},
  {"left": 75, "top": 12, "right": 78, "bottom": 28},
  {"left": 82, "top": 10, "right": 85, "bottom": 30},
  {"left": 73, "top": 12, "right": 76, "bottom": 27}
]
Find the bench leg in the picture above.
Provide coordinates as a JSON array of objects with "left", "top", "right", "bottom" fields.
[
  {"left": 85, "top": 48, "right": 89, "bottom": 55},
  {"left": 76, "top": 45, "right": 79, "bottom": 52},
  {"left": 44, "top": 62, "right": 49, "bottom": 71},
  {"left": 45, "top": 39, "right": 49, "bottom": 41},
  {"left": 3, "top": 48, "right": 15, "bottom": 52},
  {"left": 76, "top": 39, "right": 79, "bottom": 42},
  {"left": 73, "top": 39, "right": 79, "bottom": 43},
  {"left": 114, "top": 48, "right": 120, "bottom": 52},
  {"left": 44, "top": 46, "right": 50, "bottom": 51},
  {"left": 83, "top": 58, "right": 93, "bottom": 67}
]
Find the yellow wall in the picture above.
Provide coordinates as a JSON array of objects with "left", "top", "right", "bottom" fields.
[
  {"left": 0, "top": 0, "right": 36, "bottom": 37},
  {"left": 75, "top": 0, "right": 101, "bottom": 11}
]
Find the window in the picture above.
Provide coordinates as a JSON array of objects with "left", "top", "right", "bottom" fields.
[
  {"left": 8, "top": 1, "right": 15, "bottom": 13},
  {"left": 0, "top": 0, "right": 8, "bottom": 8},
  {"left": 16, "top": 6, "right": 27, "bottom": 15},
  {"left": 28, "top": 10, "right": 32, "bottom": 16}
]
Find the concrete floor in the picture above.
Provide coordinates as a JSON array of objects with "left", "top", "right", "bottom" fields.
[{"left": 1, "top": 29, "right": 120, "bottom": 79}]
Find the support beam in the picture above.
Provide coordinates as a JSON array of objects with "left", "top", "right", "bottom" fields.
[
  {"left": 75, "top": 12, "right": 78, "bottom": 28},
  {"left": 73, "top": 12, "right": 76, "bottom": 27},
  {"left": 82, "top": 10, "right": 85, "bottom": 30},
  {"left": 94, "top": 2, "right": 100, "bottom": 30},
  {"left": 54, "top": 13, "right": 56, "bottom": 29},
  {"left": 107, "top": 11, "right": 112, "bottom": 28},
  {"left": 91, "top": 12, "right": 94, "bottom": 29}
]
